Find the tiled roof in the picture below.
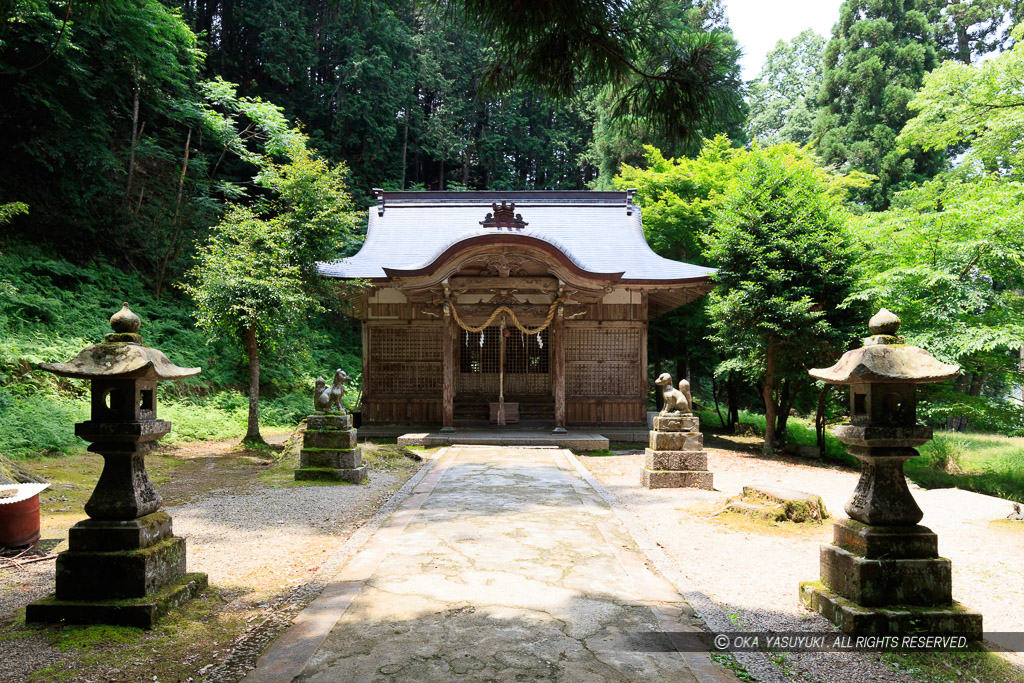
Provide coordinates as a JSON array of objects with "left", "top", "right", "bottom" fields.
[{"left": 318, "top": 191, "right": 715, "bottom": 283}]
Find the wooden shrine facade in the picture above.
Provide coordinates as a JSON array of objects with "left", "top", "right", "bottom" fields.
[{"left": 319, "top": 191, "right": 715, "bottom": 429}]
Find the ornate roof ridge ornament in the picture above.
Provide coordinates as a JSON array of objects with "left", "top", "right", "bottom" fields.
[{"left": 480, "top": 201, "right": 528, "bottom": 229}]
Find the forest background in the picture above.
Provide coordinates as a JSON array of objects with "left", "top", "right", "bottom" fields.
[{"left": 1, "top": 0, "right": 1023, "bottom": 473}]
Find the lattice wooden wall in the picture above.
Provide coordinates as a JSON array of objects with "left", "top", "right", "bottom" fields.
[
  {"left": 565, "top": 326, "right": 642, "bottom": 397},
  {"left": 365, "top": 326, "right": 443, "bottom": 397}
]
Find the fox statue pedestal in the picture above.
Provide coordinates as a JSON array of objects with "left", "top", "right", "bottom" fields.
[
  {"left": 641, "top": 373, "right": 713, "bottom": 490},
  {"left": 296, "top": 412, "right": 365, "bottom": 483}
]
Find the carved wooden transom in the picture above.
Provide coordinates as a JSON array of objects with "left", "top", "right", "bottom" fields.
[
  {"left": 479, "top": 201, "right": 528, "bottom": 229},
  {"left": 486, "top": 291, "right": 522, "bottom": 305},
  {"left": 483, "top": 255, "right": 529, "bottom": 278}
]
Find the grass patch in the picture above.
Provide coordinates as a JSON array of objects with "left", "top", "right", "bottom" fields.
[
  {"left": 689, "top": 502, "right": 833, "bottom": 540},
  {"left": 906, "top": 431, "right": 1024, "bottom": 503},
  {"left": 710, "top": 651, "right": 756, "bottom": 681},
  {"left": 884, "top": 649, "right": 1024, "bottom": 683},
  {"left": 698, "top": 408, "right": 858, "bottom": 467},
  {"left": 583, "top": 449, "right": 617, "bottom": 457},
  {"left": 18, "top": 587, "right": 250, "bottom": 683}
]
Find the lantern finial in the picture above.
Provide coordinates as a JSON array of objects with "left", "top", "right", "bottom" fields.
[
  {"left": 868, "top": 307, "right": 900, "bottom": 335},
  {"left": 110, "top": 302, "right": 141, "bottom": 334}
]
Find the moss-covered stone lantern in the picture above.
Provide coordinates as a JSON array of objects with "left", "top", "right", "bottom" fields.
[
  {"left": 26, "top": 304, "right": 208, "bottom": 628},
  {"left": 799, "top": 309, "right": 982, "bottom": 637}
]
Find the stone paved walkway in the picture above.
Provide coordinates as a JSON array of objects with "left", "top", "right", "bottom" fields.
[{"left": 245, "top": 446, "right": 736, "bottom": 682}]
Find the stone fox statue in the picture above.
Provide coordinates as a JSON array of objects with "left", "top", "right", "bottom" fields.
[
  {"left": 655, "top": 372, "right": 692, "bottom": 415},
  {"left": 315, "top": 369, "right": 350, "bottom": 414}
]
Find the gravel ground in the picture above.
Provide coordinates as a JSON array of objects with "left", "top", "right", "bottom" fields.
[
  {"left": 0, "top": 435, "right": 425, "bottom": 683},
  {"left": 579, "top": 441, "right": 1024, "bottom": 682}
]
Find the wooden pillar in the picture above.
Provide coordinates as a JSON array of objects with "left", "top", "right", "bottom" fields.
[
  {"left": 552, "top": 304, "right": 566, "bottom": 433},
  {"left": 442, "top": 303, "right": 455, "bottom": 431}
]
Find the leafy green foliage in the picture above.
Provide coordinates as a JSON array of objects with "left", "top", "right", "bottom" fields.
[
  {"left": 927, "top": 0, "right": 1021, "bottom": 64},
  {"left": 0, "top": 242, "right": 360, "bottom": 457},
  {"left": 441, "top": 0, "right": 746, "bottom": 153},
  {"left": 707, "top": 145, "right": 861, "bottom": 453},
  {"left": 848, "top": 172, "right": 1024, "bottom": 433},
  {"left": 183, "top": 132, "right": 359, "bottom": 442},
  {"left": 900, "top": 24, "right": 1024, "bottom": 178},
  {"left": 747, "top": 29, "right": 826, "bottom": 146},
  {"left": 814, "top": 0, "right": 943, "bottom": 210}
]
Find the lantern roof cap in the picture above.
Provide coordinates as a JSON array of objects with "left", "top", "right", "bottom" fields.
[
  {"left": 809, "top": 309, "right": 959, "bottom": 385},
  {"left": 38, "top": 304, "right": 201, "bottom": 381}
]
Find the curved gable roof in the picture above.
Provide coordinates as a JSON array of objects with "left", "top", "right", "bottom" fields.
[{"left": 318, "top": 191, "right": 715, "bottom": 284}]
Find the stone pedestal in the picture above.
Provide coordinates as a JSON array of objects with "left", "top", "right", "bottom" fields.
[
  {"left": 641, "top": 414, "right": 713, "bottom": 489},
  {"left": 296, "top": 413, "right": 365, "bottom": 483},
  {"left": 800, "top": 519, "right": 981, "bottom": 636},
  {"left": 26, "top": 513, "right": 207, "bottom": 628}
]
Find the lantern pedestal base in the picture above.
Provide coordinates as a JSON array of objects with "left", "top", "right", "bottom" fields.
[
  {"left": 26, "top": 572, "right": 208, "bottom": 629},
  {"left": 24, "top": 510, "right": 206, "bottom": 628},
  {"left": 800, "top": 519, "right": 982, "bottom": 638},
  {"left": 799, "top": 582, "right": 982, "bottom": 638}
]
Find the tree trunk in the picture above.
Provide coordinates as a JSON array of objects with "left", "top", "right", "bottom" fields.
[
  {"left": 400, "top": 113, "right": 409, "bottom": 189},
  {"left": 712, "top": 375, "right": 726, "bottom": 428},
  {"left": 762, "top": 344, "right": 777, "bottom": 455},
  {"left": 775, "top": 379, "right": 791, "bottom": 444},
  {"left": 726, "top": 373, "right": 738, "bottom": 430},
  {"left": 125, "top": 76, "right": 141, "bottom": 203},
  {"left": 243, "top": 325, "right": 264, "bottom": 445},
  {"left": 815, "top": 384, "right": 830, "bottom": 455},
  {"left": 0, "top": 455, "right": 47, "bottom": 486},
  {"left": 155, "top": 128, "right": 192, "bottom": 300}
]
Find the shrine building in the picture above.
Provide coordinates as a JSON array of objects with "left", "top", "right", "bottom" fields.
[{"left": 318, "top": 190, "right": 714, "bottom": 430}]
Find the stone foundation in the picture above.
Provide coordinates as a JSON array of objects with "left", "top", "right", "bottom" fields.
[
  {"left": 296, "top": 413, "right": 365, "bottom": 483},
  {"left": 26, "top": 510, "right": 205, "bottom": 628},
  {"left": 800, "top": 519, "right": 982, "bottom": 637},
  {"left": 641, "top": 413, "right": 713, "bottom": 490}
]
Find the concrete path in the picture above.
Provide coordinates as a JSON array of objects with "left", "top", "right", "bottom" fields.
[{"left": 246, "top": 446, "right": 736, "bottom": 682}]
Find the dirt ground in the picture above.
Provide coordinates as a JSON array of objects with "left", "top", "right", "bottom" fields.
[
  {"left": 579, "top": 433, "right": 1024, "bottom": 682},
  {"left": 0, "top": 431, "right": 425, "bottom": 683}
]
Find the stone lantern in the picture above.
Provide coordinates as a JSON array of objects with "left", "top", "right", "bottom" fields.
[
  {"left": 799, "top": 309, "right": 981, "bottom": 637},
  {"left": 26, "top": 304, "right": 207, "bottom": 628}
]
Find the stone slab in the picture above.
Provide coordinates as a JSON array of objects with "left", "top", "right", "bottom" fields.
[
  {"left": 643, "top": 449, "right": 707, "bottom": 471},
  {"left": 641, "top": 468, "right": 713, "bottom": 490},
  {"left": 832, "top": 519, "right": 938, "bottom": 559},
  {"left": 68, "top": 511, "right": 172, "bottom": 552},
  {"left": 799, "top": 581, "right": 982, "bottom": 639},
  {"left": 55, "top": 536, "right": 186, "bottom": 601},
  {"left": 307, "top": 414, "right": 352, "bottom": 431},
  {"left": 820, "top": 543, "right": 951, "bottom": 607},
  {"left": 303, "top": 429, "right": 357, "bottom": 451},
  {"left": 26, "top": 572, "right": 208, "bottom": 630},
  {"left": 397, "top": 431, "right": 609, "bottom": 450},
  {"left": 652, "top": 415, "right": 699, "bottom": 432},
  {"left": 649, "top": 430, "right": 703, "bottom": 451},
  {"left": 294, "top": 465, "right": 366, "bottom": 484},
  {"left": 300, "top": 447, "right": 362, "bottom": 470},
  {"left": 249, "top": 446, "right": 732, "bottom": 682}
]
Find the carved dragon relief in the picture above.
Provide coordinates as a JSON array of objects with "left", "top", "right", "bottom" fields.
[{"left": 482, "top": 255, "right": 529, "bottom": 278}]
